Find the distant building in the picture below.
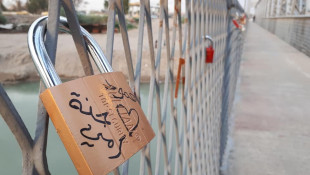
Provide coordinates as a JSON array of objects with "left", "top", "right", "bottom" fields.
[
  {"left": 150, "top": 4, "right": 160, "bottom": 18},
  {"left": 129, "top": 2, "right": 140, "bottom": 17},
  {"left": 76, "top": 0, "right": 105, "bottom": 14},
  {"left": 129, "top": 2, "right": 160, "bottom": 18}
]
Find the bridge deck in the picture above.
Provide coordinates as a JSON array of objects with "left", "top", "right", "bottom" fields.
[{"left": 229, "top": 22, "right": 310, "bottom": 175}]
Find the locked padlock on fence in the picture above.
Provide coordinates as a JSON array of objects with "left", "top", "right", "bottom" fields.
[
  {"left": 28, "top": 16, "right": 155, "bottom": 175},
  {"left": 175, "top": 58, "right": 185, "bottom": 98},
  {"left": 232, "top": 19, "right": 240, "bottom": 29},
  {"left": 203, "top": 35, "right": 214, "bottom": 63}
]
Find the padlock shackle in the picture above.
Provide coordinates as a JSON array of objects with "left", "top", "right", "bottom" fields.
[
  {"left": 202, "top": 35, "right": 214, "bottom": 47},
  {"left": 28, "top": 16, "right": 61, "bottom": 88},
  {"left": 28, "top": 16, "right": 113, "bottom": 88}
]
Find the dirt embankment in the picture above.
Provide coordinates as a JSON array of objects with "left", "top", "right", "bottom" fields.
[
  {"left": 0, "top": 19, "right": 181, "bottom": 84},
  {"left": 0, "top": 14, "right": 41, "bottom": 33}
]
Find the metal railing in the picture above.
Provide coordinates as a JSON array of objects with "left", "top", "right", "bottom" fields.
[
  {"left": 255, "top": 0, "right": 310, "bottom": 17},
  {"left": 255, "top": 0, "right": 310, "bottom": 57},
  {"left": 0, "top": 0, "right": 245, "bottom": 174}
]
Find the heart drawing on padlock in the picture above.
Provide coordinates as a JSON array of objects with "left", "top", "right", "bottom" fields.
[
  {"left": 116, "top": 104, "right": 140, "bottom": 137},
  {"left": 100, "top": 78, "right": 140, "bottom": 137}
]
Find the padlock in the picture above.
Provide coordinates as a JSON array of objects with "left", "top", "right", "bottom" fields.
[
  {"left": 240, "top": 14, "right": 246, "bottom": 25},
  {"left": 28, "top": 16, "right": 155, "bottom": 175},
  {"left": 175, "top": 58, "right": 185, "bottom": 98},
  {"left": 203, "top": 35, "right": 215, "bottom": 63},
  {"left": 232, "top": 19, "right": 240, "bottom": 29},
  {"left": 206, "top": 46, "right": 214, "bottom": 63}
]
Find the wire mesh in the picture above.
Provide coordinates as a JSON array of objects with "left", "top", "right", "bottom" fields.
[{"left": 0, "top": 0, "right": 245, "bottom": 174}]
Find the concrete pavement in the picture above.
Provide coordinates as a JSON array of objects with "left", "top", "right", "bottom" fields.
[{"left": 229, "top": 22, "right": 310, "bottom": 175}]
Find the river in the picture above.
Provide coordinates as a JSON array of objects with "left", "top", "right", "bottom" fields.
[{"left": 0, "top": 82, "right": 180, "bottom": 174}]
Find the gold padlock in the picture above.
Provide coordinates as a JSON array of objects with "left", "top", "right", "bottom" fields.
[{"left": 28, "top": 16, "right": 155, "bottom": 175}]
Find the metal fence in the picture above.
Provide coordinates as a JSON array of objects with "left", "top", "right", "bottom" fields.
[
  {"left": 255, "top": 0, "right": 310, "bottom": 57},
  {"left": 0, "top": 0, "right": 245, "bottom": 174}
]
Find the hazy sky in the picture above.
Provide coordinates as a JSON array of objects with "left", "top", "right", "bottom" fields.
[
  {"left": 76, "top": 0, "right": 184, "bottom": 13},
  {"left": 77, "top": 0, "right": 247, "bottom": 14},
  {"left": 3, "top": 0, "right": 248, "bottom": 13}
]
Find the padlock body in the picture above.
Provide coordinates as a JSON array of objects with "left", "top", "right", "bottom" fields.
[
  {"left": 233, "top": 19, "right": 240, "bottom": 28},
  {"left": 206, "top": 47, "right": 214, "bottom": 63},
  {"left": 40, "top": 72, "right": 155, "bottom": 175}
]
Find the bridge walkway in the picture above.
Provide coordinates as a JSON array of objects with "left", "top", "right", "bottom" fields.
[{"left": 229, "top": 22, "right": 310, "bottom": 175}]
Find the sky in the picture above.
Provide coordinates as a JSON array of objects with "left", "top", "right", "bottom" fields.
[
  {"left": 3, "top": 0, "right": 252, "bottom": 14},
  {"left": 77, "top": 0, "right": 250, "bottom": 14},
  {"left": 2, "top": 0, "right": 184, "bottom": 14},
  {"left": 77, "top": 0, "right": 184, "bottom": 14}
]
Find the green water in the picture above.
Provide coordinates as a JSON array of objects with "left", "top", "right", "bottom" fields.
[{"left": 0, "top": 82, "right": 179, "bottom": 174}]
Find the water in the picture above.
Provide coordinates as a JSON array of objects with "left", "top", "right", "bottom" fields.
[{"left": 0, "top": 82, "right": 180, "bottom": 174}]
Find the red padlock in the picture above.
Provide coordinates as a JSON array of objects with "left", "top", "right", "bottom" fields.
[
  {"left": 232, "top": 19, "right": 240, "bottom": 29},
  {"left": 206, "top": 46, "right": 214, "bottom": 63},
  {"left": 203, "top": 35, "right": 214, "bottom": 63}
]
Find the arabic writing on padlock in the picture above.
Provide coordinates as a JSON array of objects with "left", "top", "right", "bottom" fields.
[{"left": 28, "top": 16, "right": 155, "bottom": 175}]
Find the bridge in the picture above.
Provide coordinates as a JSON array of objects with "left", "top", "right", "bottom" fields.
[
  {"left": 228, "top": 22, "right": 310, "bottom": 175},
  {"left": 228, "top": 0, "right": 310, "bottom": 174},
  {"left": 0, "top": 0, "right": 309, "bottom": 175}
]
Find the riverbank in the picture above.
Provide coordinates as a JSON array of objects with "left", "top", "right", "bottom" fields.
[{"left": 0, "top": 18, "right": 179, "bottom": 84}]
